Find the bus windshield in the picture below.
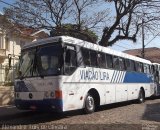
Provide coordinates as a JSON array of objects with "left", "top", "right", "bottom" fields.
[{"left": 18, "top": 44, "right": 63, "bottom": 78}]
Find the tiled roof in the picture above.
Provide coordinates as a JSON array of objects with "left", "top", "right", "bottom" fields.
[
  {"left": 0, "top": 14, "right": 49, "bottom": 38},
  {"left": 12, "top": 24, "right": 38, "bottom": 36},
  {"left": 124, "top": 47, "right": 160, "bottom": 63}
]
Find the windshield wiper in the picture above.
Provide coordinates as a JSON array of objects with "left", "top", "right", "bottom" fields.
[{"left": 20, "top": 60, "right": 34, "bottom": 80}]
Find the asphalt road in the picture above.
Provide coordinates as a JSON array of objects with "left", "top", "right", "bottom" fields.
[{"left": 1, "top": 97, "right": 160, "bottom": 130}]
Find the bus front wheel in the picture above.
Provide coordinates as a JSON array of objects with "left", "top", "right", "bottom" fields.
[
  {"left": 138, "top": 89, "right": 145, "bottom": 103},
  {"left": 84, "top": 93, "right": 95, "bottom": 114}
]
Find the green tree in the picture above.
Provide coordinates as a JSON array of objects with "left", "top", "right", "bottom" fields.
[{"left": 50, "top": 24, "right": 98, "bottom": 43}]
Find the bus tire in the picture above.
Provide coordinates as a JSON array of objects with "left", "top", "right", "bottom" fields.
[
  {"left": 84, "top": 93, "right": 95, "bottom": 114},
  {"left": 138, "top": 89, "right": 145, "bottom": 103}
]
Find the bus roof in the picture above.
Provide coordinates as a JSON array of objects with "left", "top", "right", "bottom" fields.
[{"left": 22, "top": 36, "right": 151, "bottom": 64}]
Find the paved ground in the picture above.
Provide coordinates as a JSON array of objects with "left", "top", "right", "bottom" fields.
[{"left": 1, "top": 97, "right": 160, "bottom": 130}]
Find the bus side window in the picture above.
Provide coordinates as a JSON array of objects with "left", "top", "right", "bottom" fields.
[
  {"left": 90, "top": 50, "right": 98, "bottom": 67},
  {"left": 81, "top": 48, "right": 90, "bottom": 66},
  {"left": 97, "top": 52, "right": 106, "bottom": 68},
  {"left": 65, "top": 46, "right": 77, "bottom": 75},
  {"left": 135, "top": 62, "right": 143, "bottom": 72},
  {"left": 125, "top": 59, "right": 135, "bottom": 71},
  {"left": 144, "top": 64, "right": 150, "bottom": 74},
  {"left": 113, "top": 56, "right": 119, "bottom": 70},
  {"left": 119, "top": 57, "right": 125, "bottom": 70},
  {"left": 106, "top": 54, "right": 113, "bottom": 68},
  {"left": 151, "top": 65, "right": 155, "bottom": 74},
  {"left": 125, "top": 59, "right": 130, "bottom": 71},
  {"left": 141, "top": 63, "right": 144, "bottom": 72}
]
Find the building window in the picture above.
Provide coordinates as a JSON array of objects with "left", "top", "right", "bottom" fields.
[
  {"left": 0, "top": 35, "right": 3, "bottom": 49},
  {"left": 5, "top": 37, "right": 9, "bottom": 51}
]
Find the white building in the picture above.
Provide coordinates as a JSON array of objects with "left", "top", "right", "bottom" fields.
[{"left": 0, "top": 15, "right": 49, "bottom": 84}]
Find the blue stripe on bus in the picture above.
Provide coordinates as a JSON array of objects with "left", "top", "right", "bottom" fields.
[{"left": 123, "top": 72, "right": 153, "bottom": 83}]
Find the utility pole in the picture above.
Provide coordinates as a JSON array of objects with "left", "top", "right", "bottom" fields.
[{"left": 142, "top": 18, "right": 145, "bottom": 58}]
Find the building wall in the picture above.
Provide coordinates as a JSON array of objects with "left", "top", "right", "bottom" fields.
[
  {"left": 0, "top": 27, "right": 48, "bottom": 85},
  {"left": 0, "top": 32, "right": 34, "bottom": 84}
]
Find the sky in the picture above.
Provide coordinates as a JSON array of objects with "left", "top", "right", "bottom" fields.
[
  {"left": 0, "top": 0, "right": 15, "bottom": 12},
  {"left": 0, "top": 0, "right": 160, "bottom": 52}
]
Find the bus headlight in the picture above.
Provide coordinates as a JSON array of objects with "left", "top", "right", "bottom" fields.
[
  {"left": 15, "top": 92, "right": 20, "bottom": 99},
  {"left": 44, "top": 91, "right": 50, "bottom": 98},
  {"left": 50, "top": 91, "right": 55, "bottom": 98},
  {"left": 44, "top": 91, "right": 55, "bottom": 98}
]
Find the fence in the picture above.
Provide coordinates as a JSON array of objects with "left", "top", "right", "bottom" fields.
[
  {"left": 0, "top": 65, "right": 16, "bottom": 105},
  {"left": 0, "top": 63, "right": 18, "bottom": 86}
]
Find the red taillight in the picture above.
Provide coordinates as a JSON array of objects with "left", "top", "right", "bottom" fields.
[
  {"left": 55, "top": 90, "right": 62, "bottom": 99},
  {"left": 30, "top": 106, "right": 37, "bottom": 110}
]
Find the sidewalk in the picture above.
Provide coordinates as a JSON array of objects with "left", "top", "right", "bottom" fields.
[{"left": 0, "top": 86, "right": 14, "bottom": 106}]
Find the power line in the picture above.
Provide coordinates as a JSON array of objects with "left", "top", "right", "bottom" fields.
[
  {"left": 145, "top": 32, "right": 160, "bottom": 47},
  {"left": 0, "top": 0, "right": 16, "bottom": 8},
  {"left": 113, "top": 44, "right": 132, "bottom": 50}
]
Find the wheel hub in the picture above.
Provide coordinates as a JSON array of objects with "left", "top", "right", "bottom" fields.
[{"left": 87, "top": 96, "right": 94, "bottom": 110}]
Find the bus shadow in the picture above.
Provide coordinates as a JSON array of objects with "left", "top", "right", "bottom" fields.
[
  {"left": 98, "top": 100, "right": 137, "bottom": 112},
  {"left": 0, "top": 106, "right": 83, "bottom": 126},
  {"left": 142, "top": 102, "right": 160, "bottom": 122},
  {"left": 0, "top": 101, "right": 139, "bottom": 126},
  {"left": 1, "top": 97, "right": 160, "bottom": 126}
]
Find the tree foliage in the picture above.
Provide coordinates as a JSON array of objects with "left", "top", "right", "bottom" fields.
[
  {"left": 50, "top": 24, "right": 98, "bottom": 43},
  {"left": 4, "top": 0, "right": 107, "bottom": 43},
  {"left": 3, "top": 0, "right": 160, "bottom": 46},
  {"left": 99, "top": 0, "right": 160, "bottom": 46}
]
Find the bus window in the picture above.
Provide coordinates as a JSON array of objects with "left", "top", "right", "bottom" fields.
[
  {"left": 106, "top": 54, "right": 113, "bottom": 68},
  {"left": 140, "top": 63, "right": 144, "bottom": 72},
  {"left": 113, "top": 56, "right": 119, "bottom": 70},
  {"left": 119, "top": 57, "right": 125, "bottom": 70},
  {"left": 144, "top": 64, "right": 150, "bottom": 74},
  {"left": 97, "top": 53, "right": 106, "bottom": 68},
  {"left": 125, "top": 59, "right": 135, "bottom": 71},
  {"left": 90, "top": 50, "right": 98, "bottom": 67},
  {"left": 65, "top": 46, "right": 77, "bottom": 75},
  {"left": 41, "top": 55, "right": 49, "bottom": 70},
  {"left": 36, "top": 44, "right": 63, "bottom": 76},
  {"left": 81, "top": 48, "right": 90, "bottom": 66},
  {"left": 135, "top": 62, "right": 143, "bottom": 72}
]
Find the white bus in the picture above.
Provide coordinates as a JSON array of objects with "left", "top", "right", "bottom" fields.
[
  {"left": 152, "top": 63, "right": 160, "bottom": 95},
  {"left": 14, "top": 36, "right": 155, "bottom": 113}
]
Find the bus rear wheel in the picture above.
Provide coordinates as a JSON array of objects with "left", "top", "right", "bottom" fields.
[
  {"left": 138, "top": 89, "right": 145, "bottom": 103},
  {"left": 84, "top": 93, "right": 95, "bottom": 114}
]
